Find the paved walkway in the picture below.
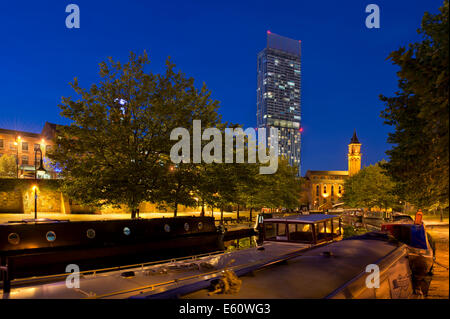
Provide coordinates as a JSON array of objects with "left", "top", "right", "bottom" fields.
[{"left": 0, "top": 211, "right": 257, "bottom": 224}]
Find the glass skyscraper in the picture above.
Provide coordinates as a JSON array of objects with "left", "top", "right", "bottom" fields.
[{"left": 257, "top": 31, "right": 302, "bottom": 175}]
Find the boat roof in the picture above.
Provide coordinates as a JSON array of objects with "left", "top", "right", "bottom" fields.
[
  {"left": 264, "top": 214, "right": 338, "bottom": 223},
  {"left": 183, "top": 237, "right": 402, "bottom": 299}
]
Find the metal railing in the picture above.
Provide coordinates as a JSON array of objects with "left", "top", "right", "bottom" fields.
[{"left": 1, "top": 250, "right": 227, "bottom": 289}]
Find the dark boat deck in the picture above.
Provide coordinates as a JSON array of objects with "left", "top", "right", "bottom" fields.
[
  {"left": 184, "top": 239, "right": 409, "bottom": 299},
  {"left": 0, "top": 241, "right": 311, "bottom": 299}
]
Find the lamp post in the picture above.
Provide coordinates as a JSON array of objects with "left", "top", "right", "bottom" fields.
[{"left": 34, "top": 148, "right": 47, "bottom": 220}]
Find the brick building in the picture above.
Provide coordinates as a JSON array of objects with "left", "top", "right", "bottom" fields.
[{"left": 0, "top": 122, "right": 58, "bottom": 179}]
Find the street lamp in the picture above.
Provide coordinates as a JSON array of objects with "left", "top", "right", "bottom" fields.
[{"left": 34, "top": 148, "right": 47, "bottom": 220}]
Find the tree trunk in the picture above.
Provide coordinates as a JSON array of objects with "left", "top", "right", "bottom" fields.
[
  {"left": 220, "top": 206, "right": 224, "bottom": 225},
  {"left": 131, "top": 208, "right": 137, "bottom": 219},
  {"left": 211, "top": 207, "right": 214, "bottom": 218},
  {"left": 249, "top": 207, "right": 253, "bottom": 223},
  {"left": 237, "top": 204, "right": 240, "bottom": 222},
  {"left": 201, "top": 200, "right": 205, "bottom": 217},
  {"left": 173, "top": 201, "right": 178, "bottom": 218}
]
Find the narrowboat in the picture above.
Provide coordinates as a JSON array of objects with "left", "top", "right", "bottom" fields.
[
  {"left": 0, "top": 214, "right": 341, "bottom": 298},
  {"left": 381, "top": 222, "right": 434, "bottom": 295},
  {"left": 0, "top": 216, "right": 223, "bottom": 292},
  {"left": 0, "top": 214, "right": 421, "bottom": 299}
]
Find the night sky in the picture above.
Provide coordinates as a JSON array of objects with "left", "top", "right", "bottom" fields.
[{"left": 0, "top": 0, "right": 444, "bottom": 175}]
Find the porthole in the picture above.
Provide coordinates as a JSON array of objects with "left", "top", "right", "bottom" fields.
[
  {"left": 198, "top": 222, "right": 203, "bottom": 230},
  {"left": 164, "top": 224, "right": 170, "bottom": 232},
  {"left": 184, "top": 223, "right": 190, "bottom": 231},
  {"left": 8, "top": 233, "right": 20, "bottom": 245},
  {"left": 86, "top": 229, "right": 96, "bottom": 239},
  {"left": 123, "top": 227, "right": 131, "bottom": 236},
  {"left": 46, "top": 231, "right": 56, "bottom": 242}
]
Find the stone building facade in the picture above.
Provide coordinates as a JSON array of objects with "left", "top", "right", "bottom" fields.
[{"left": 305, "top": 131, "right": 362, "bottom": 210}]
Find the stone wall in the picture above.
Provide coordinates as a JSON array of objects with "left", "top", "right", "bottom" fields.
[
  {"left": 0, "top": 186, "right": 198, "bottom": 215},
  {"left": 22, "top": 188, "right": 62, "bottom": 214},
  {"left": 0, "top": 190, "right": 23, "bottom": 213}
]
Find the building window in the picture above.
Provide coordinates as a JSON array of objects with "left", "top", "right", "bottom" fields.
[
  {"left": 22, "top": 155, "right": 28, "bottom": 165},
  {"left": 316, "top": 185, "right": 319, "bottom": 196},
  {"left": 34, "top": 144, "right": 40, "bottom": 151},
  {"left": 331, "top": 185, "right": 334, "bottom": 196},
  {"left": 323, "top": 185, "right": 327, "bottom": 194},
  {"left": 0, "top": 139, "right": 3, "bottom": 149},
  {"left": 338, "top": 186, "right": 342, "bottom": 194},
  {"left": 22, "top": 142, "right": 28, "bottom": 152}
]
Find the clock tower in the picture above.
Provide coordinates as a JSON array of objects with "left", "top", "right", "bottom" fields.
[{"left": 348, "top": 131, "right": 362, "bottom": 176}]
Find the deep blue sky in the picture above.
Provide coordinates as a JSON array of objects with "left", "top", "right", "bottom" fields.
[{"left": 0, "top": 0, "right": 444, "bottom": 175}]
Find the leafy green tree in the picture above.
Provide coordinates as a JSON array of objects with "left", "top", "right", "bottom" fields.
[
  {"left": 343, "top": 162, "right": 399, "bottom": 210},
  {"left": 50, "top": 52, "right": 221, "bottom": 218},
  {"left": 156, "top": 164, "right": 198, "bottom": 217},
  {"left": 262, "top": 157, "right": 302, "bottom": 210},
  {"left": 0, "top": 155, "right": 17, "bottom": 178},
  {"left": 236, "top": 157, "right": 302, "bottom": 220},
  {"left": 380, "top": 1, "right": 449, "bottom": 212}
]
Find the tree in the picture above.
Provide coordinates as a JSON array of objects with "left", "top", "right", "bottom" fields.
[
  {"left": 261, "top": 157, "right": 302, "bottom": 210},
  {"left": 342, "top": 162, "right": 399, "bottom": 210},
  {"left": 380, "top": 1, "right": 449, "bottom": 212},
  {"left": 157, "top": 164, "right": 198, "bottom": 217},
  {"left": 49, "top": 52, "right": 221, "bottom": 218},
  {"left": 238, "top": 157, "right": 302, "bottom": 220},
  {"left": 0, "top": 155, "right": 17, "bottom": 178}
]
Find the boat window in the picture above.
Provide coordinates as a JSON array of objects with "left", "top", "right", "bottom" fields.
[
  {"left": 264, "top": 223, "right": 276, "bottom": 240},
  {"left": 86, "top": 228, "right": 96, "bottom": 239},
  {"left": 46, "top": 231, "right": 56, "bottom": 242},
  {"left": 324, "top": 220, "right": 332, "bottom": 233},
  {"left": 276, "top": 223, "right": 288, "bottom": 241},
  {"left": 288, "top": 224, "right": 296, "bottom": 234},
  {"left": 315, "top": 222, "right": 332, "bottom": 241},
  {"left": 316, "top": 222, "right": 325, "bottom": 234},
  {"left": 288, "top": 223, "right": 313, "bottom": 242},
  {"left": 277, "top": 223, "right": 286, "bottom": 236},
  {"left": 8, "top": 233, "right": 20, "bottom": 245},
  {"left": 333, "top": 218, "right": 341, "bottom": 235}
]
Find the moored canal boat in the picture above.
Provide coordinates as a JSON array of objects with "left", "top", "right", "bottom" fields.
[
  {"left": 0, "top": 214, "right": 341, "bottom": 298},
  {"left": 0, "top": 216, "right": 223, "bottom": 292},
  {"left": 0, "top": 214, "right": 423, "bottom": 299},
  {"left": 380, "top": 221, "right": 435, "bottom": 295}
]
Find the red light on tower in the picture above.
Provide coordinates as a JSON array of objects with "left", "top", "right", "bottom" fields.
[
  {"left": 267, "top": 30, "right": 271, "bottom": 34},
  {"left": 299, "top": 127, "right": 303, "bottom": 133}
]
